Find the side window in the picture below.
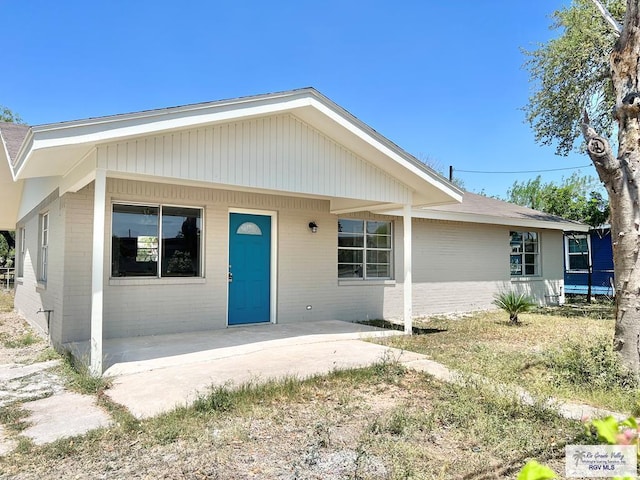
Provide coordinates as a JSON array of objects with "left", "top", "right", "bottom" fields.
[
  {"left": 510, "top": 231, "right": 539, "bottom": 277},
  {"left": 39, "top": 213, "right": 49, "bottom": 282},
  {"left": 566, "top": 234, "right": 590, "bottom": 271},
  {"left": 18, "top": 227, "right": 25, "bottom": 277}
]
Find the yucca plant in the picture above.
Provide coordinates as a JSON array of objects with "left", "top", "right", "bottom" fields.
[{"left": 493, "top": 291, "right": 535, "bottom": 324}]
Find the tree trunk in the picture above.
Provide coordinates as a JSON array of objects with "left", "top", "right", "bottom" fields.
[{"left": 583, "top": 1, "right": 640, "bottom": 374}]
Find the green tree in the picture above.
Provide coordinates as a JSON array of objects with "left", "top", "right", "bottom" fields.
[
  {"left": 507, "top": 173, "right": 609, "bottom": 227},
  {"left": 0, "top": 105, "right": 23, "bottom": 124},
  {"left": 0, "top": 233, "right": 14, "bottom": 268},
  {"left": 524, "top": 0, "right": 640, "bottom": 373}
]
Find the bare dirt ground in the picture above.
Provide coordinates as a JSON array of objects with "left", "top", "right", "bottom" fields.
[{"left": 0, "top": 310, "right": 50, "bottom": 365}]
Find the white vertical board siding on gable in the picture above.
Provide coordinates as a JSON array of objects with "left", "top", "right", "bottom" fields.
[{"left": 96, "top": 114, "right": 411, "bottom": 204}]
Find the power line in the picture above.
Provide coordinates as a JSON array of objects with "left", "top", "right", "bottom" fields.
[{"left": 454, "top": 165, "right": 592, "bottom": 175}]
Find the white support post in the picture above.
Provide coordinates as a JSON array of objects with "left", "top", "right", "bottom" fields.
[
  {"left": 403, "top": 203, "right": 413, "bottom": 335},
  {"left": 90, "top": 169, "right": 106, "bottom": 375}
]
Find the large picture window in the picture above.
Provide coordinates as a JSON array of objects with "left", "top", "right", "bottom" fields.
[
  {"left": 338, "top": 219, "right": 392, "bottom": 279},
  {"left": 111, "top": 204, "right": 202, "bottom": 278},
  {"left": 565, "top": 234, "right": 590, "bottom": 271},
  {"left": 510, "top": 231, "right": 539, "bottom": 276}
]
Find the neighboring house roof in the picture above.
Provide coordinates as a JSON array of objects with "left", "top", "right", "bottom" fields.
[
  {"left": 0, "top": 122, "right": 30, "bottom": 164},
  {"left": 383, "top": 191, "right": 589, "bottom": 232}
]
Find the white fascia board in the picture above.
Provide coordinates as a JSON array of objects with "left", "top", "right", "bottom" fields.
[
  {"left": 13, "top": 97, "right": 311, "bottom": 180},
  {"left": 306, "top": 97, "right": 463, "bottom": 204},
  {"left": 11, "top": 131, "right": 35, "bottom": 180},
  {"left": 13, "top": 89, "right": 461, "bottom": 207},
  {"left": 29, "top": 97, "right": 311, "bottom": 150},
  {"left": 381, "top": 208, "right": 590, "bottom": 232}
]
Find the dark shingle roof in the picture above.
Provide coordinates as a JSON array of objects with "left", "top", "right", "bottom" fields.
[
  {"left": 0, "top": 122, "right": 30, "bottom": 163},
  {"left": 426, "top": 191, "right": 585, "bottom": 227}
]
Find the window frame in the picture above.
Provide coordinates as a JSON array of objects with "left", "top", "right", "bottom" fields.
[
  {"left": 338, "top": 218, "right": 393, "bottom": 280},
  {"left": 110, "top": 202, "right": 204, "bottom": 279},
  {"left": 509, "top": 230, "right": 540, "bottom": 278},
  {"left": 565, "top": 233, "right": 591, "bottom": 273},
  {"left": 39, "top": 213, "right": 49, "bottom": 283},
  {"left": 17, "top": 226, "right": 25, "bottom": 278}
]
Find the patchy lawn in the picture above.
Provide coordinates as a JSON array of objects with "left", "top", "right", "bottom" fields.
[
  {"left": 0, "top": 364, "right": 584, "bottom": 479},
  {"left": 375, "top": 305, "right": 639, "bottom": 415},
  {"left": 0, "top": 291, "right": 610, "bottom": 478}
]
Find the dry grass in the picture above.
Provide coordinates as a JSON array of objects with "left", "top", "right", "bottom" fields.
[
  {"left": 0, "top": 290, "right": 13, "bottom": 313},
  {"left": 376, "top": 307, "right": 638, "bottom": 414},
  {"left": 0, "top": 365, "right": 583, "bottom": 479},
  {"left": 0, "top": 291, "right": 610, "bottom": 478}
]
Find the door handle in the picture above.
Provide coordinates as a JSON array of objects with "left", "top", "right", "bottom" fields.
[{"left": 228, "top": 272, "right": 233, "bottom": 283}]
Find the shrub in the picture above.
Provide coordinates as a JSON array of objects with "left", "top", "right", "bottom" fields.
[
  {"left": 544, "top": 335, "right": 638, "bottom": 391},
  {"left": 493, "top": 291, "right": 535, "bottom": 324}
]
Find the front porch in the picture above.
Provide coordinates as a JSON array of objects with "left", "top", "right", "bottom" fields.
[
  {"left": 63, "top": 320, "right": 425, "bottom": 419},
  {"left": 65, "top": 320, "right": 403, "bottom": 377}
]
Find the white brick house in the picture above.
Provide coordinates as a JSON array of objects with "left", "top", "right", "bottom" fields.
[{"left": 0, "top": 88, "right": 587, "bottom": 373}]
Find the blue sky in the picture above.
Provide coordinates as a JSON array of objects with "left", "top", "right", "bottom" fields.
[{"left": 1, "top": 0, "right": 596, "bottom": 197}]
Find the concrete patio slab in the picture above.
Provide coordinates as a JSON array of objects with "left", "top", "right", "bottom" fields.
[
  {"left": 21, "top": 391, "right": 112, "bottom": 445},
  {"left": 106, "top": 335, "right": 424, "bottom": 419},
  {"left": 0, "top": 360, "right": 64, "bottom": 408},
  {"left": 90, "top": 320, "right": 403, "bottom": 376},
  {"left": 0, "top": 360, "right": 60, "bottom": 383}
]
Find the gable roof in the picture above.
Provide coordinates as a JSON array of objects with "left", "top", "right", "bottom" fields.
[
  {"left": 4, "top": 88, "right": 463, "bottom": 209},
  {"left": 0, "top": 122, "right": 29, "bottom": 165}
]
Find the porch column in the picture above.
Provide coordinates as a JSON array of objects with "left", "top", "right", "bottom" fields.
[
  {"left": 90, "top": 169, "right": 106, "bottom": 375},
  {"left": 403, "top": 202, "right": 413, "bottom": 334}
]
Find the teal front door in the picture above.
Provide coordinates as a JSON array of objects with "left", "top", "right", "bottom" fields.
[{"left": 228, "top": 213, "right": 271, "bottom": 325}]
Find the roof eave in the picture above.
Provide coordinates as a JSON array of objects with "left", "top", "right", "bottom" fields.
[{"left": 380, "top": 208, "right": 589, "bottom": 232}]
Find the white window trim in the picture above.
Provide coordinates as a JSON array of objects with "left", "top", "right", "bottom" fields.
[
  {"left": 509, "top": 230, "right": 541, "bottom": 278},
  {"left": 110, "top": 202, "right": 205, "bottom": 280},
  {"left": 338, "top": 219, "right": 394, "bottom": 281},
  {"left": 565, "top": 233, "right": 592, "bottom": 273},
  {"left": 17, "top": 226, "right": 25, "bottom": 278},
  {"left": 39, "top": 213, "right": 49, "bottom": 283}
]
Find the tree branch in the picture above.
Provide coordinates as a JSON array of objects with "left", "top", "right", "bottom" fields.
[
  {"left": 588, "top": 0, "right": 622, "bottom": 37},
  {"left": 581, "top": 111, "right": 620, "bottom": 176}
]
